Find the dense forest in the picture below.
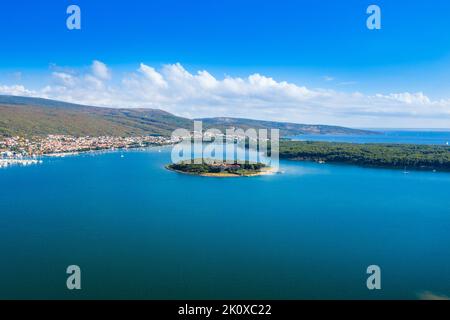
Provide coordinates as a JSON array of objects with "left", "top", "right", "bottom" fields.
[
  {"left": 167, "top": 159, "right": 267, "bottom": 176},
  {"left": 279, "top": 141, "right": 450, "bottom": 171}
]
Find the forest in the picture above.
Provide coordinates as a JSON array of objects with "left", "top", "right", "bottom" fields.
[{"left": 279, "top": 141, "right": 450, "bottom": 171}]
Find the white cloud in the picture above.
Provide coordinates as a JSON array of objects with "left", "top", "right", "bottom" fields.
[
  {"left": 91, "top": 60, "right": 111, "bottom": 80},
  {"left": 1, "top": 60, "right": 450, "bottom": 128},
  {"left": 138, "top": 63, "right": 168, "bottom": 88},
  {"left": 376, "top": 92, "right": 431, "bottom": 105},
  {"left": 52, "top": 72, "right": 76, "bottom": 87},
  {"left": 0, "top": 85, "right": 36, "bottom": 96}
]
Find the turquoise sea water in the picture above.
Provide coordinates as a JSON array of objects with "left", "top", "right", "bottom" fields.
[
  {"left": 0, "top": 138, "right": 450, "bottom": 299},
  {"left": 290, "top": 130, "right": 450, "bottom": 145}
]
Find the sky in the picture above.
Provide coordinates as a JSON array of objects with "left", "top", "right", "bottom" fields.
[{"left": 0, "top": 0, "right": 450, "bottom": 128}]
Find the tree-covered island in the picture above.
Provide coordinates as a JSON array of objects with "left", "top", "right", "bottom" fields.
[
  {"left": 166, "top": 159, "right": 273, "bottom": 177},
  {"left": 279, "top": 141, "right": 450, "bottom": 171}
]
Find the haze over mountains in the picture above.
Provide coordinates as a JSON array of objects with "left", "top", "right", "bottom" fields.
[{"left": 0, "top": 95, "right": 375, "bottom": 137}]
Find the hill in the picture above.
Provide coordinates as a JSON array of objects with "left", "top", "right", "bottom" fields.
[
  {"left": 0, "top": 95, "right": 376, "bottom": 137},
  {"left": 0, "top": 96, "right": 192, "bottom": 137},
  {"left": 199, "top": 117, "right": 375, "bottom": 136}
]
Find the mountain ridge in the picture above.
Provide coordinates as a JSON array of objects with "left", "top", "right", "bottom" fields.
[
  {"left": 0, "top": 95, "right": 376, "bottom": 137},
  {"left": 197, "top": 117, "right": 374, "bottom": 136}
]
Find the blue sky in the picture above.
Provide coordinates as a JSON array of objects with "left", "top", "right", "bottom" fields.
[{"left": 1, "top": 0, "right": 450, "bottom": 127}]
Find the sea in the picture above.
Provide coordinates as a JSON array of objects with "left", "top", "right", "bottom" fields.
[
  {"left": 288, "top": 129, "right": 450, "bottom": 145},
  {"left": 0, "top": 130, "right": 449, "bottom": 299}
]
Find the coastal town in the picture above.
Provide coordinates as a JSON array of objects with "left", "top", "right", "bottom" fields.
[
  {"left": 0, "top": 128, "right": 272, "bottom": 169},
  {"left": 0, "top": 134, "right": 181, "bottom": 168}
]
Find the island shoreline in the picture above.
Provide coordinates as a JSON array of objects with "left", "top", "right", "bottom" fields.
[{"left": 165, "top": 164, "right": 278, "bottom": 177}]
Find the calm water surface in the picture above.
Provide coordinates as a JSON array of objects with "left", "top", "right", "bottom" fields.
[
  {"left": 290, "top": 130, "right": 450, "bottom": 145},
  {"left": 0, "top": 145, "right": 449, "bottom": 299}
]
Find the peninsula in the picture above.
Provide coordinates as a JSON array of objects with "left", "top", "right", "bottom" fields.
[
  {"left": 279, "top": 141, "right": 450, "bottom": 171},
  {"left": 166, "top": 159, "right": 273, "bottom": 177}
]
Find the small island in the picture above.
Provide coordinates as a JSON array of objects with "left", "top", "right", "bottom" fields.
[{"left": 166, "top": 159, "right": 274, "bottom": 177}]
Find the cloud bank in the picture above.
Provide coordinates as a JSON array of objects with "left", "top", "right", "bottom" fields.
[{"left": 1, "top": 61, "right": 450, "bottom": 128}]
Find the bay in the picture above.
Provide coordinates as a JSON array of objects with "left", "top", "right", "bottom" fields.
[{"left": 0, "top": 139, "right": 449, "bottom": 299}]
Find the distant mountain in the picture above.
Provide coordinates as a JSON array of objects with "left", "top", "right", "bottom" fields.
[
  {"left": 0, "top": 96, "right": 192, "bottom": 137},
  {"left": 199, "top": 117, "right": 376, "bottom": 136},
  {"left": 0, "top": 95, "right": 376, "bottom": 137}
]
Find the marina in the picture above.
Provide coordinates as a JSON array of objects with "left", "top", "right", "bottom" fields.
[{"left": 0, "top": 159, "right": 42, "bottom": 168}]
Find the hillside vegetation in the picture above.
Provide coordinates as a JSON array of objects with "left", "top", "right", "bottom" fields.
[
  {"left": 167, "top": 159, "right": 268, "bottom": 177},
  {"left": 0, "top": 95, "right": 375, "bottom": 138},
  {"left": 280, "top": 141, "right": 450, "bottom": 171},
  {"left": 199, "top": 117, "right": 376, "bottom": 136},
  {"left": 0, "top": 97, "right": 192, "bottom": 137}
]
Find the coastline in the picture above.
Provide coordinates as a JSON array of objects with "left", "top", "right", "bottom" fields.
[
  {"left": 0, "top": 145, "right": 171, "bottom": 169},
  {"left": 284, "top": 157, "right": 450, "bottom": 173},
  {"left": 279, "top": 141, "right": 450, "bottom": 173},
  {"left": 165, "top": 165, "right": 278, "bottom": 177},
  {"left": 0, "top": 158, "right": 43, "bottom": 168}
]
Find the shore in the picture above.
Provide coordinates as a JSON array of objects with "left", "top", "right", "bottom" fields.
[
  {"left": 165, "top": 165, "right": 278, "bottom": 177},
  {"left": 0, "top": 159, "right": 43, "bottom": 168},
  {"left": 279, "top": 141, "right": 450, "bottom": 172}
]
